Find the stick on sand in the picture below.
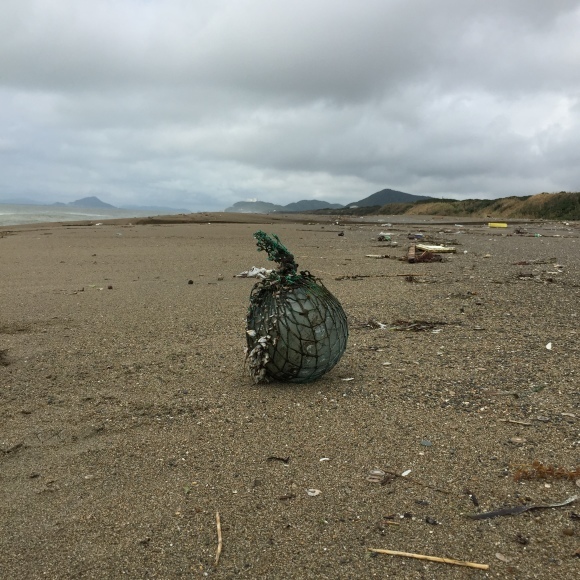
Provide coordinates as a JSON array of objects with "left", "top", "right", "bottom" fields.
[
  {"left": 215, "top": 512, "right": 222, "bottom": 566},
  {"left": 368, "top": 548, "right": 489, "bottom": 570}
]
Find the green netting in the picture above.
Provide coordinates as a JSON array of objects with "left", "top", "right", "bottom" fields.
[{"left": 246, "top": 231, "right": 348, "bottom": 383}]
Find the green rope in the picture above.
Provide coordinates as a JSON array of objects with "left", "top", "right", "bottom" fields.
[{"left": 254, "top": 231, "right": 299, "bottom": 278}]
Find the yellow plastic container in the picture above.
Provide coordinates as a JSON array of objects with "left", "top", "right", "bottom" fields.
[{"left": 488, "top": 222, "right": 508, "bottom": 228}]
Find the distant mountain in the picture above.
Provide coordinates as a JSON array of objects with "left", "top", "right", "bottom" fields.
[
  {"left": 225, "top": 199, "right": 344, "bottom": 213},
  {"left": 66, "top": 196, "right": 117, "bottom": 209},
  {"left": 122, "top": 204, "right": 191, "bottom": 214},
  {"left": 284, "top": 199, "right": 343, "bottom": 212},
  {"left": 347, "top": 188, "right": 432, "bottom": 207}
]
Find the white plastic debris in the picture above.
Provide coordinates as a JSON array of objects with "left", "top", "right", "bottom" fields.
[
  {"left": 306, "top": 488, "right": 321, "bottom": 496},
  {"left": 401, "top": 469, "right": 412, "bottom": 477},
  {"left": 546, "top": 342, "right": 553, "bottom": 350},
  {"left": 235, "top": 266, "right": 273, "bottom": 279},
  {"left": 416, "top": 243, "right": 456, "bottom": 253}
]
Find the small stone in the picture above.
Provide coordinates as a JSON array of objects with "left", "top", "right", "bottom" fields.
[{"left": 188, "top": 280, "right": 194, "bottom": 284}]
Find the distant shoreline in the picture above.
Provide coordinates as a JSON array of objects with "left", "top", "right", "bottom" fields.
[{"left": 0, "top": 210, "right": 558, "bottom": 232}]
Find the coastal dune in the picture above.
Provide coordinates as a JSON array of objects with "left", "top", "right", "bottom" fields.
[{"left": 1, "top": 215, "right": 579, "bottom": 578}]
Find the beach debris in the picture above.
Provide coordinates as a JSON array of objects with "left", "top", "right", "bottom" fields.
[
  {"left": 389, "top": 320, "right": 447, "bottom": 332},
  {"left": 352, "top": 318, "right": 388, "bottom": 330},
  {"left": 467, "top": 495, "right": 578, "bottom": 520},
  {"left": 235, "top": 266, "right": 273, "bottom": 279},
  {"left": 0, "top": 349, "right": 9, "bottom": 367},
  {"left": 367, "top": 548, "right": 489, "bottom": 570},
  {"left": 488, "top": 222, "right": 508, "bottom": 228},
  {"left": 499, "top": 419, "right": 532, "bottom": 426},
  {"left": 215, "top": 511, "right": 222, "bottom": 566},
  {"left": 513, "top": 258, "right": 558, "bottom": 265},
  {"left": 407, "top": 244, "right": 444, "bottom": 263},
  {"left": 495, "top": 552, "right": 511, "bottom": 563},
  {"left": 266, "top": 455, "right": 290, "bottom": 464},
  {"left": 377, "top": 233, "right": 397, "bottom": 246},
  {"left": 306, "top": 488, "right": 321, "bottom": 496},
  {"left": 416, "top": 243, "right": 456, "bottom": 253},
  {"left": 464, "top": 489, "right": 479, "bottom": 506},
  {"left": 245, "top": 232, "right": 348, "bottom": 383},
  {"left": 515, "top": 533, "right": 530, "bottom": 545},
  {"left": 367, "top": 469, "right": 389, "bottom": 484},
  {"left": 546, "top": 342, "right": 553, "bottom": 350},
  {"left": 513, "top": 460, "right": 580, "bottom": 482},
  {"left": 416, "top": 250, "right": 443, "bottom": 262}
]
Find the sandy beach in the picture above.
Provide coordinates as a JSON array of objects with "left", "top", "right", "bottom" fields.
[{"left": 1, "top": 214, "right": 579, "bottom": 579}]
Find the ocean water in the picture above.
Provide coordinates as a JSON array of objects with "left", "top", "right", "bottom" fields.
[{"left": 0, "top": 204, "right": 163, "bottom": 227}]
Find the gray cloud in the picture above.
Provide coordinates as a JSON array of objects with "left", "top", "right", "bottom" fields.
[{"left": 1, "top": 0, "right": 579, "bottom": 210}]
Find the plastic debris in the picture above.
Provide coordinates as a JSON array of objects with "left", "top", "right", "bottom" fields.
[
  {"left": 416, "top": 243, "right": 456, "bottom": 253},
  {"left": 306, "top": 488, "right": 321, "bottom": 496},
  {"left": 235, "top": 266, "right": 273, "bottom": 279},
  {"left": 488, "top": 222, "right": 508, "bottom": 228}
]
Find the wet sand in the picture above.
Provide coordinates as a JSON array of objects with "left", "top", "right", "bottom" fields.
[{"left": 1, "top": 214, "right": 579, "bottom": 578}]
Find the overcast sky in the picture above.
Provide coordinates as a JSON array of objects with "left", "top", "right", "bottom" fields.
[{"left": 1, "top": 0, "right": 579, "bottom": 211}]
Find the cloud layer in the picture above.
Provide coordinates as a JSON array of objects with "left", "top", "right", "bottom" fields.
[{"left": 1, "top": 0, "right": 579, "bottom": 210}]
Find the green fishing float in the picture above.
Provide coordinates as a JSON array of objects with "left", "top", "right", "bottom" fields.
[{"left": 246, "top": 231, "right": 348, "bottom": 383}]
